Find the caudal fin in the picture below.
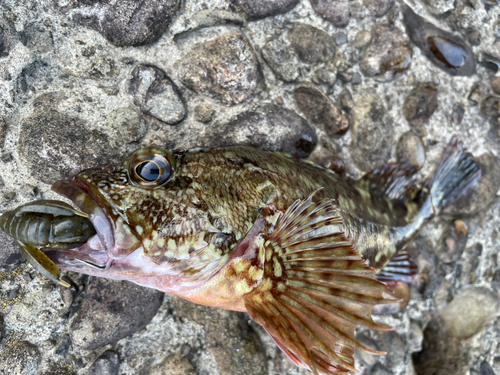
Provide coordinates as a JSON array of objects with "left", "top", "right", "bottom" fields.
[{"left": 424, "top": 136, "right": 481, "bottom": 213}]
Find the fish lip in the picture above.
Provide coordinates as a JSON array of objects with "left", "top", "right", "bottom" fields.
[{"left": 51, "top": 177, "right": 115, "bottom": 255}]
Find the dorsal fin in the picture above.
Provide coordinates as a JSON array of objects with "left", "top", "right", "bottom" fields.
[{"left": 244, "top": 191, "right": 394, "bottom": 374}]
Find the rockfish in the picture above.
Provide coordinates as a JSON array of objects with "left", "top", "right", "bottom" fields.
[{"left": 1, "top": 137, "right": 480, "bottom": 374}]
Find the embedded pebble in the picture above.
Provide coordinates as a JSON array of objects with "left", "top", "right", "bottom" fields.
[
  {"left": 440, "top": 287, "right": 500, "bottom": 339},
  {"left": 149, "top": 353, "right": 195, "bottom": 375},
  {"left": 314, "top": 155, "right": 346, "bottom": 176},
  {"left": 309, "top": 0, "right": 350, "bottom": 27},
  {"left": 467, "top": 30, "right": 482, "bottom": 46},
  {"left": 177, "top": 34, "right": 262, "bottom": 105},
  {"left": 446, "top": 152, "right": 500, "bottom": 216},
  {"left": 229, "top": 0, "right": 299, "bottom": 20},
  {"left": 261, "top": 35, "right": 300, "bottom": 82},
  {"left": 350, "top": 89, "right": 394, "bottom": 171},
  {"left": 491, "top": 77, "right": 500, "bottom": 95},
  {"left": 452, "top": 103, "right": 465, "bottom": 125},
  {"left": 294, "top": 85, "right": 349, "bottom": 136},
  {"left": 335, "top": 32, "right": 347, "bottom": 45},
  {"left": 481, "top": 96, "right": 500, "bottom": 117},
  {"left": 107, "top": 108, "right": 148, "bottom": 145},
  {"left": 88, "top": 351, "right": 120, "bottom": 375},
  {"left": 70, "top": 278, "right": 164, "bottom": 350},
  {"left": 359, "top": 24, "right": 413, "bottom": 82},
  {"left": 129, "top": 64, "right": 186, "bottom": 125},
  {"left": 402, "top": 5, "right": 476, "bottom": 76},
  {"left": 365, "top": 0, "right": 395, "bottom": 17},
  {"left": 0, "top": 17, "right": 19, "bottom": 58},
  {"left": 353, "top": 30, "right": 371, "bottom": 49},
  {"left": 18, "top": 93, "right": 116, "bottom": 184},
  {"left": 172, "top": 9, "right": 246, "bottom": 36},
  {"left": 208, "top": 105, "right": 317, "bottom": 158},
  {"left": 194, "top": 103, "right": 215, "bottom": 123},
  {"left": 0, "top": 341, "right": 41, "bottom": 375},
  {"left": 403, "top": 83, "right": 439, "bottom": 126},
  {"left": 288, "top": 23, "right": 336, "bottom": 64},
  {"left": 396, "top": 131, "right": 425, "bottom": 169},
  {"left": 338, "top": 88, "right": 354, "bottom": 112},
  {"left": 59, "top": 0, "right": 181, "bottom": 47}
]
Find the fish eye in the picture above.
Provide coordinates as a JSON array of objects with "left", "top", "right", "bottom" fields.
[{"left": 127, "top": 149, "right": 175, "bottom": 188}]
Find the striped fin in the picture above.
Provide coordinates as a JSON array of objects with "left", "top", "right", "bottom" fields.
[
  {"left": 244, "top": 192, "right": 394, "bottom": 374},
  {"left": 376, "top": 249, "right": 419, "bottom": 283}
]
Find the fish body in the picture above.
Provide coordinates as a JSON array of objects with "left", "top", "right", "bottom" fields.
[{"left": 3, "top": 137, "right": 480, "bottom": 374}]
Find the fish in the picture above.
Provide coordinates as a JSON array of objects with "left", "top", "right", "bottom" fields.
[{"left": 1, "top": 136, "right": 480, "bottom": 374}]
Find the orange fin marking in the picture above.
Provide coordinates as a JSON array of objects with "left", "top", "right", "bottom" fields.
[{"left": 244, "top": 191, "right": 393, "bottom": 375}]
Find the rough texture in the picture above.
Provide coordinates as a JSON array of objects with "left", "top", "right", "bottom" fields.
[
  {"left": 288, "top": 23, "right": 336, "bottom": 64},
  {"left": 230, "top": 0, "right": 300, "bottom": 20},
  {"left": 309, "top": 0, "right": 350, "bottom": 27},
  {"left": 70, "top": 278, "right": 164, "bottom": 350}
]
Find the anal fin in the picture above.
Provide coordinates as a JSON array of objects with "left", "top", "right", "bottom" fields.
[
  {"left": 244, "top": 191, "right": 394, "bottom": 375},
  {"left": 376, "top": 249, "right": 418, "bottom": 283}
]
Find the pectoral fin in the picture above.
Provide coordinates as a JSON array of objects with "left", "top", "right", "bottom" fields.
[{"left": 244, "top": 192, "right": 394, "bottom": 374}]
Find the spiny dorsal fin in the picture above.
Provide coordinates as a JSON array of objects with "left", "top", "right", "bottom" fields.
[{"left": 244, "top": 191, "right": 394, "bottom": 375}]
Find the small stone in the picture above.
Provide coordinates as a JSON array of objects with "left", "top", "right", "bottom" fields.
[
  {"left": 61, "top": 0, "right": 181, "bottom": 47},
  {"left": 87, "top": 57, "right": 119, "bottom": 80},
  {"left": 18, "top": 93, "right": 117, "bottom": 184},
  {"left": 351, "top": 72, "right": 362, "bottom": 85},
  {"left": 468, "top": 84, "right": 484, "bottom": 105},
  {"left": 55, "top": 335, "right": 71, "bottom": 356},
  {"left": 149, "top": 353, "right": 195, "bottom": 375},
  {"left": 0, "top": 16, "right": 19, "bottom": 58},
  {"left": 261, "top": 36, "right": 300, "bottom": 82},
  {"left": 208, "top": 105, "right": 318, "bottom": 158},
  {"left": 360, "top": 24, "right": 413, "bottom": 82},
  {"left": 315, "top": 155, "right": 346, "bottom": 176},
  {"left": 58, "top": 276, "right": 78, "bottom": 307},
  {"left": 338, "top": 89, "right": 354, "bottom": 112},
  {"left": 336, "top": 71, "right": 352, "bottom": 83},
  {"left": 442, "top": 220, "right": 469, "bottom": 263},
  {"left": 350, "top": 88, "right": 394, "bottom": 171},
  {"left": 107, "top": 108, "right": 148, "bottom": 144},
  {"left": 481, "top": 96, "right": 500, "bottom": 117},
  {"left": 408, "top": 321, "right": 424, "bottom": 353},
  {"left": 180, "top": 343, "right": 191, "bottom": 357},
  {"left": 446, "top": 152, "right": 500, "bottom": 215},
  {"left": 365, "top": 0, "right": 395, "bottom": 17},
  {"left": 353, "top": 30, "right": 371, "bottom": 49},
  {"left": 20, "top": 22, "right": 53, "bottom": 54},
  {"left": 229, "top": 0, "right": 299, "bottom": 20},
  {"left": 0, "top": 225, "right": 25, "bottom": 272},
  {"left": 88, "top": 351, "right": 120, "bottom": 375},
  {"left": 491, "top": 77, "right": 500, "bottom": 95},
  {"left": 0, "top": 117, "right": 6, "bottom": 148},
  {"left": 402, "top": 4, "right": 476, "bottom": 76},
  {"left": 177, "top": 34, "right": 262, "bottom": 105},
  {"left": 70, "top": 278, "right": 164, "bottom": 350},
  {"left": 318, "top": 69, "right": 337, "bottom": 86},
  {"left": 396, "top": 131, "right": 425, "bottom": 169},
  {"left": 288, "top": 23, "right": 336, "bottom": 64},
  {"left": 335, "top": 32, "right": 348, "bottom": 45},
  {"left": 403, "top": 83, "right": 439, "bottom": 126},
  {"left": 424, "top": 0, "right": 455, "bottom": 15},
  {"left": 309, "top": 0, "right": 350, "bottom": 27},
  {"left": 440, "top": 286, "right": 500, "bottom": 339},
  {"left": 452, "top": 103, "right": 465, "bottom": 125},
  {"left": 294, "top": 85, "right": 349, "bottom": 136},
  {"left": 467, "top": 30, "right": 482, "bottom": 46},
  {"left": 0, "top": 341, "right": 41, "bottom": 375},
  {"left": 194, "top": 103, "right": 215, "bottom": 123},
  {"left": 129, "top": 64, "right": 186, "bottom": 125}
]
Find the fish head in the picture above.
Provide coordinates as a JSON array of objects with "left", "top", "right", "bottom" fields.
[{"left": 48, "top": 146, "right": 275, "bottom": 291}]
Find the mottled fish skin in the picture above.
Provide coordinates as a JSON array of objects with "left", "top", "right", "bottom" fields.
[{"left": 41, "top": 138, "right": 480, "bottom": 374}]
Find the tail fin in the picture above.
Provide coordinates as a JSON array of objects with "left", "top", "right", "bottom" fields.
[{"left": 424, "top": 136, "right": 481, "bottom": 214}]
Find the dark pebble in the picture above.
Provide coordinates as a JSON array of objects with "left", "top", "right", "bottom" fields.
[
  {"left": 359, "top": 24, "right": 413, "bottom": 82},
  {"left": 338, "top": 89, "right": 354, "bottom": 112},
  {"left": 365, "top": 0, "right": 395, "bottom": 17},
  {"left": 403, "top": 83, "right": 439, "bottom": 126},
  {"left": 17, "top": 93, "right": 117, "bottom": 184},
  {"left": 396, "top": 131, "right": 425, "bottom": 169},
  {"left": 294, "top": 85, "right": 349, "bottom": 136},
  {"left": 480, "top": 361, "right": 496, "bottom": 375},
  {"left": 70, "top": 277, "right": 164, "bottom": 350},
  {"left": 309, "top": 0, "right": 350, "bottom": 28},
  {"left": 445, "top": 152, "right": 500, "bottom": 216},
  {"left": 288, "top": 23, "right": 336, "bottom": 64},
  {"left": 402, "top": 4, "right": 476, "bottom": 76},
  {"left": 480, "top": 52, "right": 500, "bottom": 73},
  {"left": 350, "top": 89, "right": 394, "bottom": 171},
  {"left": 129, "top": 64, "right": 186, "bottom": 125},
  {"left": 229, "top": 0, "right": 299, "bottom": 20},
  {"left": 88, "top": 351, "right": 120, "bottom": 375},
  {"left": 467, "top": 30, "right": 482, "bottom": 46},
  {"left": 0, "top": 229, "right": 25, "bottom": 272},
  {"left": 177, "top": 34, "right": 262, "bottom": 105},
  {"left": 55, "top": 335, "right": 71, "bottom": 356},
  {"left": 62, "top": 0, "right": 181, "bottom": 47},
  {"left": 335, "top": 32, "right": 348, "bottom": 45},
  {"left": 481, "top": 96, "right": 500, "bottom": 117},
  {"left": 0, "top": 16, "right": 19, "bottom": 58},
  {"left": 315, "top": 155, "right": 346, "bottom": 176},
  {"left": 452, "top": 103, "right": 465, "bottom": 125},
  {"left": 193, "top": 103, "right": 215, "bottom": 123},
  {"left": 491, "top": 76, "right": 500, "bottom": 95},
  {"left": 208, "top": 105, "right": 318, "bottom": 158},
  {"left": 0, "top": 117, "right": 6, "bottom": 148},
  {"left": 261, "top": 36, "right": 300, "bottom": 82}
]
